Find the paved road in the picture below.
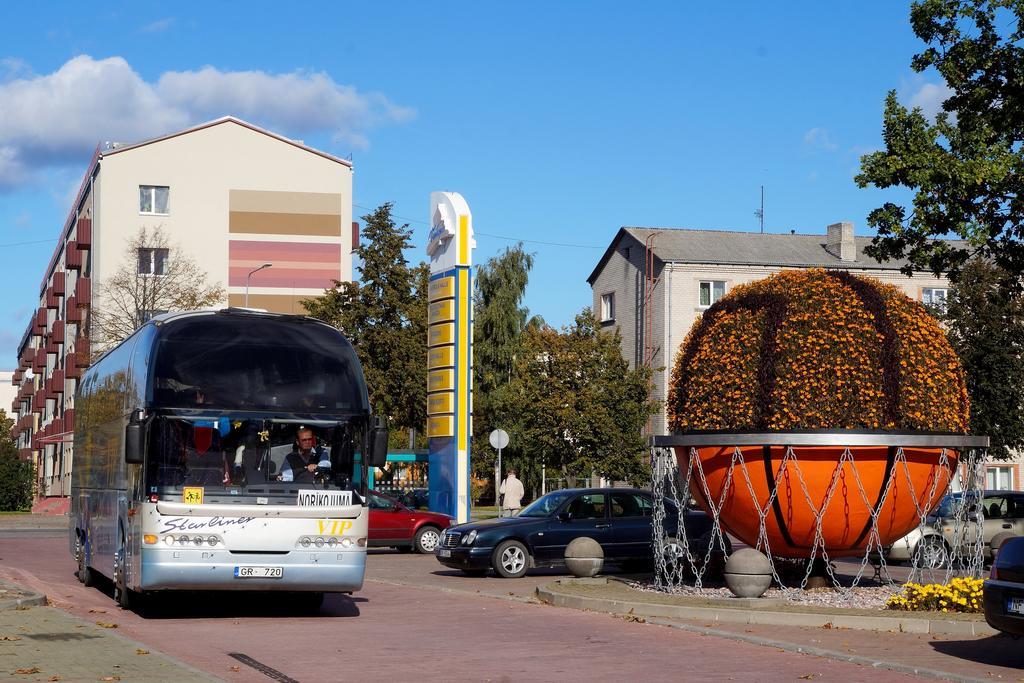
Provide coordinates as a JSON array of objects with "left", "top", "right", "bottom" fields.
[{"left": 0, "top": 535, "right": 920, "bottom": 682}]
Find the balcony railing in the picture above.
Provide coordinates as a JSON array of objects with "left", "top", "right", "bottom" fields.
[
  {"left": 75, "top": 278, "right": 91, "bottom": 305},
  {"left": 65, "top": 297, "right": 81, "bottom": 322},
  {"left": 51, "top": 272, "right": 65, "bottom": 296},
  {"left": 76, "top": 218, "right": 91, "bottom": 249},
  {"left": 34, "top": 308, "right": 46, "bottom": 333},
  {"left": 65, "top": 243, "right": 82, "bottom": 270}
]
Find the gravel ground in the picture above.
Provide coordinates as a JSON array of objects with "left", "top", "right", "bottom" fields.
[{"left": 627, "top": 581, "right": 899, "bottom": 610}]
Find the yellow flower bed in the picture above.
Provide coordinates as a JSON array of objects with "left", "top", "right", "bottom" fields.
[{"left": 885, "top": 577, "right": 983, "bottom": 613}]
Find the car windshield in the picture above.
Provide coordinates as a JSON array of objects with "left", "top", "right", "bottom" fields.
[{"left": 519, "top": 490, "right": 575, "bottom": 517}]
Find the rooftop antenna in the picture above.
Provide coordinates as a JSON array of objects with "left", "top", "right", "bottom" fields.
[{"left": 754, "top": 185, "right": 764, "bottom": 233}]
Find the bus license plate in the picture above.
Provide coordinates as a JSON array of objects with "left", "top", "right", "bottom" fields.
[
  {"left": 437, "top": 549, "right": 451, "bottom": 558},
  {"left": 1008, "top": 597, "right": 1024, "bottom": 615},
  {"left": 234, "top": 566, "right": 284, "bottom": 579}
]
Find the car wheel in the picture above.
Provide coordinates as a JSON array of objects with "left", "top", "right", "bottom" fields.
[
  {"left": 661, "top": 536, "right": 686, "bottom": 573},
  {"left": 460, "top": 568, "right": 489, "bottom": 577},
  {"left": 990, "top": 532, "right": 1018, "bottom": 561},
  {"left": 492, "top": 540, "right": 530, "bottom": 578},
  {"left": 414, "top": 526, "right": 442, "bottom": 554},
  {"left": 913, "top": 536, "right": 949, "bottom": 569}
]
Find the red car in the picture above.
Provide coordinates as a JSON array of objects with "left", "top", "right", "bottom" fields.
[{"left": 368, "top": 490, "right": 453, "bottom": 553}]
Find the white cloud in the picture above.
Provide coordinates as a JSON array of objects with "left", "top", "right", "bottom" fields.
[
  {"left": 139, "top": 18, "right": 175, "bottom": 33},
  {"left": 908, "top": 82, "right": 953, "bottom": 120},
  {"left": 900, "top": 74, "right": 953, "bottom": 121},
  {"left": 803, "top": 127, "right": 838, "bottom": 152},
  {"left": 0, "top": 55, "right": 414, "bottom": 191}
]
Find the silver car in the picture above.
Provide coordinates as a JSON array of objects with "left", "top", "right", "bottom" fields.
[{"left": 887, "top": 490, "right": 1024, "bottom": 568}]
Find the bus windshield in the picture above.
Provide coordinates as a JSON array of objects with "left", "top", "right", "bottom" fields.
[
  {"left": 145, "top": 414, "right": 365, "bottom": 503},
  {"left": 150, "top": 315, "right": 368, "bottom": 413}
]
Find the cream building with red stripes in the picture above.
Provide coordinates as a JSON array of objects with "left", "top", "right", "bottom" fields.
[{"left": 10, "top": 117, "right": 355, "bottom": 501}]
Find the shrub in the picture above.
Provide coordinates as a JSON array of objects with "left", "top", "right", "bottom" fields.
[
  {"left": 0, "top": 452, "right": 34, "bottom": 512},
  {"left": 669, "top": 269, "right": 969, "bottom": 432},
  {"left": 885, "top": 577, "right": 983, "bottom": 613}
]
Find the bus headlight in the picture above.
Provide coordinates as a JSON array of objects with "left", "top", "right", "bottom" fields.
[
  {"left": 299, "top": 537, "right": 311, "bottom": 548},
  {"left": 164, "top": 535, "right": 175, "bottom": 546},
  {"left": 314, "top": 537, "right": 325, "bottom": 548},
  {"left": 340, "top": 537, "right": 353, "bottom": 549},
  {"left": 327, "top": 537, "right": 338, "bottom": 547}
]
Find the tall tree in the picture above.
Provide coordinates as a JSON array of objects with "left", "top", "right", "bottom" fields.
[
  {"left": 0, "top": 411, "right": 32, "bottom": 511},
  {"left": 302, "top": 203, "right": 428, "bottom": 441},
  {"left": 92, "top": 227, "right": 224, "bottom": 352},
  {"left": 943, "top": 259, "right": 1024, "bottom": 460},
  {"left": 472, "top": 244, "right": 534, "bottom": 484},
  {"left": 507, "top": 310, "right": 657, "bottom": 490},
  {"left": 856, "top": 1, "right": 1024, "bottom": 287}
]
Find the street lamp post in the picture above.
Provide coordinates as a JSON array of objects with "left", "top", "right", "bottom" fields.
[{"left": 245, "top": 263, "right": 272, "bottom": 307}]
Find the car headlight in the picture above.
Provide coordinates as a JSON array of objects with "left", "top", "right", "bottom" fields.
[{"left": 461, "top": 529, "right": 478, "bottom": 546}]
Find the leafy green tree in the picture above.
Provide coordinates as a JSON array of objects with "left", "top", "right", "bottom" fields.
[
  {"left": 302, "top": 203, "right": 428, "bottom": 442},
  {"left": 856, "top": 1, "right": 1024, "bottom": 287},
  {"left": 943, "top": 259, "right": 1024, "bottom": 460},
  {"left": 0, "top": 411, "right": 33, "bottom": 511},
  {"left": 472, "top": 244, "right": 535, "bottom": 489},
  {"left": 507, "top": 310, "right": 657, "bottom": 490}
]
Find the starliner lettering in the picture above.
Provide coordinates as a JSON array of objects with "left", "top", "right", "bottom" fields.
[{"left": 159, "top": 516, "right": 256, "bottom": 534}]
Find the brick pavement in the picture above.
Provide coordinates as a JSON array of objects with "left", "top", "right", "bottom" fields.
[
  {"left": 0, "top": 517, "right": 1017, "bottom": 681},
  {"left": 0, "top": 604, "right": 219, "bottom": 682}
]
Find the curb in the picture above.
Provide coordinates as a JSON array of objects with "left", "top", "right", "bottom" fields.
[
  {"left": 644, "top": 617, "right": 992, "bottom": 683},
  {"left": 0, "top": 578, "right": 46, "bottom": 610},
  {"left": 536, "top": 578, "right": 996, "bottom": 637}
]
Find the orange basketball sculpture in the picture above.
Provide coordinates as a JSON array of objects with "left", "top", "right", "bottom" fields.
[{"left": 667, "top": 269, "right": 971, "bottom": 558}]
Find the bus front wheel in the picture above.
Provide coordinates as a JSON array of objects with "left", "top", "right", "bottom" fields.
[{"left": 75, "top": 533, "right": 96, "bottom": 587}]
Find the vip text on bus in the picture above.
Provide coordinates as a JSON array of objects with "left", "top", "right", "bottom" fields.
[{"left": 70, "top": 308, "right": 388, "bottom": 611}]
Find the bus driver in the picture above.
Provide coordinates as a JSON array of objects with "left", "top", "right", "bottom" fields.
[{"left": 279, "top": 427, "right": 331, "bottom": 483}]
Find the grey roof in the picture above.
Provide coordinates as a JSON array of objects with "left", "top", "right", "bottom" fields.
[{"left": 586, "top": 227, "right": 969, "bottom": 284}]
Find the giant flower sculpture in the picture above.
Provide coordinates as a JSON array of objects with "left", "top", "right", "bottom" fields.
[{"left": 667, "top": 268, "right": 970, "bottom": 557}]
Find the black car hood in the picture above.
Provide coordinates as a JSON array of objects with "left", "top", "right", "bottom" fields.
[{"left": 448, "top": 516, "right": 542, "bottom": 533}]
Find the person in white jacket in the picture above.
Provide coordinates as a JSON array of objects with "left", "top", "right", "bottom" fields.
[{"left": 499, "top": 469, "right": 525, "bottom": 517}]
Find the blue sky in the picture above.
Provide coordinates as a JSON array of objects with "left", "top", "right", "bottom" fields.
[{"left": 0, "top": 2, "right": 941, "bottom": 367}]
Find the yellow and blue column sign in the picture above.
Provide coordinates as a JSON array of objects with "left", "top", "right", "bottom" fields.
[{"left": 426, "top": 192, "right": 475, "bottom": 523}]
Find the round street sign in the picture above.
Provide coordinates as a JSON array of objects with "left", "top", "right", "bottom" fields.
[{"left": 489, "top": 429, "right": 509, "bottom": 450}]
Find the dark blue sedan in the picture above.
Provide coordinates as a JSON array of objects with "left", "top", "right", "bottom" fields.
[
  {"left": 435, "top": 487, "right": 720, "bottom": 578},
  {"left": 984, "top": 535, "right": 1024, "bottom": 637}
]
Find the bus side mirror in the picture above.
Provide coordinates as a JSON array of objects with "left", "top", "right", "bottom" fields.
[
  {"left": 125, "top": 423, "right": 145, "bottom": 464},
  {"left": 367, "top": 417, "right": 388, "bottom": 468}
]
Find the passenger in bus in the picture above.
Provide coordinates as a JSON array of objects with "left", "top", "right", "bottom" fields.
[
  {"left": 278, "top": 427, "right": 331, "bottom": 483},
  {"left": 182, "top": 422, "right": 231, "bottom": 486}
]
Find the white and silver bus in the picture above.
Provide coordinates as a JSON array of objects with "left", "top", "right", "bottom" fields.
[{"left": 70, "top": 308, "right": 387, "bottom": 611}]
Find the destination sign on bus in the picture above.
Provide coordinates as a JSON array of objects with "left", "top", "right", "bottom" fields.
[{"left": 296, "top": 490, "right": 352, "bottom": 507}]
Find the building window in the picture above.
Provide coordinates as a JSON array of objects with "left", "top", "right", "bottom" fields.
[
  {"left": 986, "top": 466, "right": 1013, "bottom": 491},
  {"left": 139, "top": 185, "right": 170, "bottom": 215},
  {"left": 699, "top": 281, "right": 726, "bottom": 308},
  {"left": 922, "top": 287, "right": 948, "bottom": 312},
  {"left": 137, "top": 248, "right": 168, "bottom": 275},
  {"left": 600, "top": 293, "right": 615, "bottom": 322}
]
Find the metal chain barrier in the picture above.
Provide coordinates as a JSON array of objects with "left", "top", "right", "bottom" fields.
[{"left": 650, "top": 435, "right": 988, "bottom": 598}]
